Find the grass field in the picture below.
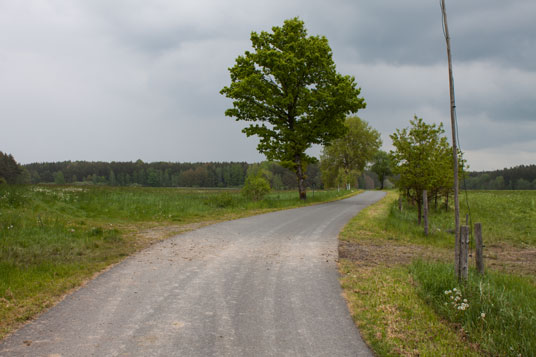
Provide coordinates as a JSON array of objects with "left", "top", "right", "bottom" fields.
[
  {"left": 0, "top": 184, "right": 356, "bottom": 339},
  {"left": 339, "top": 190, "right": 536, "bottom": 356}
]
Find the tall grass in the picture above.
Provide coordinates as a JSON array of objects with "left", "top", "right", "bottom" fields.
[{"left": 410, "top": 260, "right": 536, "bottom": 356}]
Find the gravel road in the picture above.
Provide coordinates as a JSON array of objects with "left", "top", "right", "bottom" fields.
[{"left": 0, "top": 190, "right": 385, "bottom": 357}]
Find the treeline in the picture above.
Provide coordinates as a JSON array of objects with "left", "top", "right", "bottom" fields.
[
  {"left": 0, "top": 152, "right": 24, "bottom": 184},
  {"left": 22, "top": 160, "right": 324, "bottom": 189},
  {"left": 464, "top": 164, "right": 536, "bottom": 190}
]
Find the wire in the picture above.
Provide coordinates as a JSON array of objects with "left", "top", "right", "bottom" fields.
[{"left": 439, "top": 0, "right": 474, "bottom": 249}]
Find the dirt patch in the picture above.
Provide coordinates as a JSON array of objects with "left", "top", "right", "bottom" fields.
[
  {"left": 484, "top": 243, "right": 536, "bottom": 277},
  {"left": 132, "top": 222, "right": 212, "bottom": 247},
  {"left": 339, "top": 239, "right": 536, "bottom": 280},
  {"left": 339, "top": 240, "right": 451, "bottom": 268}
]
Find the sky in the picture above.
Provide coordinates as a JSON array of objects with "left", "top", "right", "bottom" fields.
[{"left": 1, "top": 0, "right": 535, "bottom": 171}]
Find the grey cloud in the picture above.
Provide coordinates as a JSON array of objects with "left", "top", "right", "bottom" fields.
[{"left": 0, "top": 0, "right": 534, "bottom": 170}]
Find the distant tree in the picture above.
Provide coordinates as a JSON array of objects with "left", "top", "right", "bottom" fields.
[
  {"left": 54, "top": 171, "right": 65, "bottom": 185},
  {"left": 15, "top": 167, "right": 31, "bottom": 184},
  {"left": 364, "top": 174, "right": 376, "bottom": 190},
  {"left": 109, "top": 170, "right": 116, "bottom": 186},
  {"left": 221, "top": 18, "right": 365, "bottom": 199},
  {"left": 491, "top": 175, "right": 505, "bottom": 190},
  {"left": 162, "top": 170, "right": 171, "bottom": 187},
  {"left": 370, "top": 150, "right": 392, "bottom": 190},
  {"left": 516, "top": 178, "right": 531, "bottom": 190},
  {"left": 320, "top": 116, "right": 381, "bottom": 190},
  {"left": 0, "top": 151, "right": 22, "bottom": 184},
  {"left": 229, "top": 164, "right": 245, "bottom": 187},
  {"left": 146, "top": 168, "right": 160, "bottom": 187}
]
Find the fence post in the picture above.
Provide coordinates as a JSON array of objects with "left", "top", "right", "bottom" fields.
[
  {"left": 423, "top": 190, "right": 429, "bottom": 236},
  {"left": 475, "top": 223, "right": 484, "bottom": 274},
  {"left": 460, "top": 225, "right": 469, "bottom": 281},
  {"left": 398, "top": 196, "right": 402, "bottom": 211},
  {"left": 455, "top": 227, "right": 460, "bottom": 278}
]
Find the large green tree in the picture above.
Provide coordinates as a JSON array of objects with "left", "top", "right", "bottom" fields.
[
  {"left": 320, "top": 116, "right": 381, "bottom": 189},
  {"left": 221, "top": 18, "right": 365, "bottom": 199}
]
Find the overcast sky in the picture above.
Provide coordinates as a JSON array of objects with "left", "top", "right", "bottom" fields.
[{"left": 1, "top": 0, "right": 535, "bottom": 171}]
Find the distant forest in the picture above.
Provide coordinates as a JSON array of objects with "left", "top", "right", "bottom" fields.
[
  {"left": 2, "top": 151, "right": 534, "bottom": 190},
  {"left": 463, "top": 164, "right": 536, "bottom": 190},
  {"left": 22, "top": 160, "right": 325, "bottom": 189}
]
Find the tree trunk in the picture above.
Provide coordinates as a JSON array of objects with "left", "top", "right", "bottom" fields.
[
  {"left": 379, "top": 175, "right": 384, "bottom": 190},
  {"left": 295, "top": 156, "right": 307, "bottom": 200}
]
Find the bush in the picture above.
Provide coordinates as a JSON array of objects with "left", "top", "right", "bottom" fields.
[{"left": 242, "top": 175, "right": 270, "bottom": 201}]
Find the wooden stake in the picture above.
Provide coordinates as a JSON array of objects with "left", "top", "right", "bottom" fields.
[
  {"left": 455, "top": 226, "right": 460, "bottom": 277},
  {"left": 475, "top": 223, "right": 484, "bottom": 274},
  {"left": 460, "top": 225, "right": 469, "bottom": 281},
  {"left": 423, "top": 190, "right": 429, "bottom": 236}
]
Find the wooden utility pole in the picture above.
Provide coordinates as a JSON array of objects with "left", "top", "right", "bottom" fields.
[{"left": 441, "top": 0, "right": 461, "bottom": 278}]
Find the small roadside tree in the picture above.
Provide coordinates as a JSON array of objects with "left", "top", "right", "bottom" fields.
[
  {"left": 221, "top": 18, "right": 365, "bottom": 199},
  {"left": 320, "top": 116, "right": 381, "bottom": 190},
  {"left": 390, "top": 116, "right": 455, "bottom": 224}
]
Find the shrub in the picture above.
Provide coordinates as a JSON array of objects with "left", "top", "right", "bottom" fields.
[{"left": 242, "top": 175, "right": 270, "bottom": 201}]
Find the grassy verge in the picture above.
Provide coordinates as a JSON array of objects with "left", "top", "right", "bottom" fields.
[
  {"left": 340, "top": 262, "right": 479, "bottom": 356},
  {"left": 0, "top": 184, "right": 359, "bottom": 339},
  {"left": 410, "top": 260, "right": 535, "bottom": 356},
  {"left": 339, "top": 190, "right": 536, "bottom": 356}
]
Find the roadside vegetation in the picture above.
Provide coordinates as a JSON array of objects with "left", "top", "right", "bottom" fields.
[
  {"left": 0, "top": 184, "right": 357, "bottom": 339},
  {"left": 339, "top": 190, "right": 536, "bottom": 356}
]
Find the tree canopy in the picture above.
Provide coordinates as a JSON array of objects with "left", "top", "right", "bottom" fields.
[
  {"left": 320, "top": 116, "right": 381, "bottom": 189},
  {"left": 220, "top": 18, "right": 365, "bottom": 199}
]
